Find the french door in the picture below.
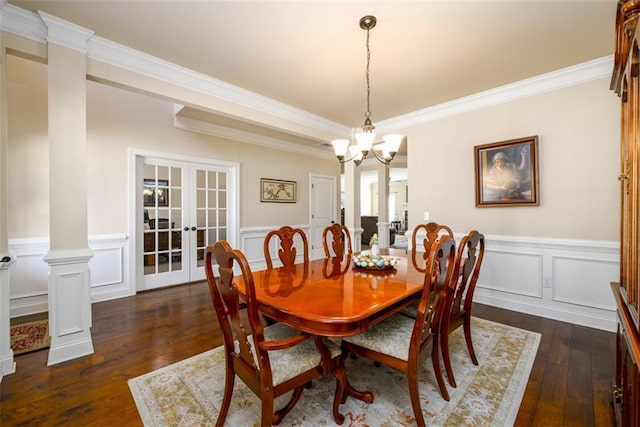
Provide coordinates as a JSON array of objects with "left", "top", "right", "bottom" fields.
[{"left": 139, "top": 155, "right": 237, "bottom": 290}]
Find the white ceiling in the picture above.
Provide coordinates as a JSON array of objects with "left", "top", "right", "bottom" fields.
[{"left": 8, "top": 0, "right": 616, "bottom": 133}]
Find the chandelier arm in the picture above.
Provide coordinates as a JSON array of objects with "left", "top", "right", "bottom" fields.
[
  {"left": 337, "top": 150, "right": 367, "bottom": 164},
  {"left": 370, "top": 149, "right": 392, "bottom": 166}
]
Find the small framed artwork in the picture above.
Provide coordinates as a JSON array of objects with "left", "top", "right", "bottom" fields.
[
  {"left": 474, "top": 136, "right": 539, "bottom": 207},
  {"left": 143, "top": 179, "right": 169, "bottom": 207},
  {"left": 261, "top": 178, "right": 296, "bottom": 203}
]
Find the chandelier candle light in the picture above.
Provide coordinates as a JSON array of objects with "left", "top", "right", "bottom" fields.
[{"left": 331, "top": 15, "right": 404, "bottom": 166}]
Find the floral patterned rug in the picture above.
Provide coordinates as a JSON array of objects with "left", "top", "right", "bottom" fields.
[
  {"left": 129, "top": 317, "right": 540, "bottom": 426},
  {"left": 10, "top": 319, "right": 50, "bottom": 355}
]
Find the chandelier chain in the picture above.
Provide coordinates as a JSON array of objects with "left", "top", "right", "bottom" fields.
[
  {"left": 365, "top": 27, "right": 371, "bottom": 120},
  {"left": 330, "top": 15, "right": 402, "bottom": 167}
]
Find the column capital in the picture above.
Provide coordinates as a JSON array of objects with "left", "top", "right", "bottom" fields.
[{"left": 39, "top": 11, "right": 94, "bottom": 53}]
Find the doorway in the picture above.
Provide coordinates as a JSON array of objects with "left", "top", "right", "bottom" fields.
[
  {"left": 133, "top": 151, "right": 239, "bottom": 291},
  {"left": 309, "top": 173, "right": 337, "bottom": 259}
]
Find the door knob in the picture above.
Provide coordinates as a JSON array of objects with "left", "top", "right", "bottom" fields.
[
  {"left": 191, "top": 226, "right": 196, "bottom": 231},
  {"left": 183, "top": 227, "right": 189, "bottom": 231}
]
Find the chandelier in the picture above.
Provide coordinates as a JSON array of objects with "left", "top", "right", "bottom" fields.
[{"left": 331, "top": 15, "right": 403, "bottom": 166}]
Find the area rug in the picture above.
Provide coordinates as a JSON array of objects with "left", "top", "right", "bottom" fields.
[
  {"left": 10, "top": 319, "right": 51, "bottom": 355},
  {"left": 129, "top": 317, "right": 540, "bottom": 426}
]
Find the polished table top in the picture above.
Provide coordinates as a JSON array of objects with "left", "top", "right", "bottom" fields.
[{"left": 238, "top": 252, "right": 426, "bottom": 337}]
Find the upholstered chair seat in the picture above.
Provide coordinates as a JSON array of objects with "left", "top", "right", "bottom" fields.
[
  {"left": 340, "top": 313, "right": 414, "bottom": 360},
  {"left": 242, "top": 322, "right": 342, "bottom": 386}
]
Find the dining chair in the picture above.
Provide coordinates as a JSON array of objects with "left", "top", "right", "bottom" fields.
[
  {"left": 410, "top": 221, "right": 454, "bottom": 272},
  {"left": 440, "top": 230, "right": 485, "bottom": 388},
  {"left": 205, "top": 241, "right": 343, "bottom": 427},
  {"left": 399, "top": 221, "right": 455, "bottom": 319},
  {"left": 339, "top": 234, "right": 457, "bottom": 426},
  {"left": 322, "top": 223, "right": 353, "bottom": 258},
  {"left": 264, "top": 225, "right": 309, "bottom": 269}
]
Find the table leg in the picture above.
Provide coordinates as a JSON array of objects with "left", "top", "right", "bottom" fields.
[{"left": 332, "top": 352, "right": 374, "bottom": 425}]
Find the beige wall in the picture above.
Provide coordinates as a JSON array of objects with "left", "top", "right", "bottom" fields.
[
  {"left": 8, "top": 52, "right": 620, "bottom": 243},
  {"left": 7, "top": 55, "right": 339, "bottom": 238},
  {"left": 405, "top": 78, "right": 620, "bottom": 240}
]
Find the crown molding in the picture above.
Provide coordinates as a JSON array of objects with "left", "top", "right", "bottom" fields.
[
  {"left": 375, "top": 55, "right": 614, "bottom": 133},
  {"left": 173, "top": 114, "right": 336, "bottom": 161},
  {"left": 0, "top": 3, "right": 47, "bottom": 43},
  {"left": 0, "top": 4, "right": 349, "bottom": 139},
  {"left": 38, "top": 11, "right": 94, "bottom": 53},
  {"left": 89, "top": 36, "right": 349, "bottom": 138},
  {"left": 0, "top": 4, "right": 614, "bottom": 140}
]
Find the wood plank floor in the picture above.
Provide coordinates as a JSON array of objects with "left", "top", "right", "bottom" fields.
[{"left": 1, "top": 281, "right": 616, "bottom": 426}]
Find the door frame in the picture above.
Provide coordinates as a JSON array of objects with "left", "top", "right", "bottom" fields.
[{"left": 128, "top": 148, "right": 240, "bottom": 293}]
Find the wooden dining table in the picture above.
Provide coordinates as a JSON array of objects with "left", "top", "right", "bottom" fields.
[
  {"left": 240, "top": 251, "right": 425, "bottom": 337},
  {"left": 235, "top": 250, "right": 427, "bottom": 424}
]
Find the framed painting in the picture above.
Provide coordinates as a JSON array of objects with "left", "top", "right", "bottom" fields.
[
  {"left": 474, "top": 136, "right": 539, "bottom": 207},
  {"left": 143, "top": 179, "right": 169, "bottom": 207},
  {"left": 261, "top": 178, "right": 296, "bottom": 203}
]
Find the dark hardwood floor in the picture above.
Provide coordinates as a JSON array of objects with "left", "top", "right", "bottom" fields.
[{"left": 1, "top": 281, "right": 616, "bottom": 426}]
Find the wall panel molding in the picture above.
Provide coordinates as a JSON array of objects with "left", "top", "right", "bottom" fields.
[{"left": 7, "top": 231, "right": 619, "bottom": 331}]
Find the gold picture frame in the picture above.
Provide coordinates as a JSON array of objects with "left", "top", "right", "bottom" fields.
[
  {"left": 261, "top": 178, "right": 297, "bottom": 203},
  {"left": 474, "top": 136, "right": 539, "bottom": 207}
]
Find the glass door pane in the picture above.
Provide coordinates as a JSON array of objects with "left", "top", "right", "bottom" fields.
[
  {"left": 191, "top": 166, "right": 228, "bottom": 279},
  {"left": 142, "top": 161, "right": 189, "bottom": 288}
]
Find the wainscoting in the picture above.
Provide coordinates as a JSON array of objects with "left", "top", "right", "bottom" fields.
[
  {"left": 8, "top": 234, "right": 131, "bottom": 318},
  {"left": 7, "top": 229, "right": 618, "bottom": 332},
  {"left": 472, "top": 235, "right": 618, "bottom": 332}
]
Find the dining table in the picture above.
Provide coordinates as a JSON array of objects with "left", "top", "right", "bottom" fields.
[
  {"left": 245, "top": 250, "right": 424, "bottom": 336},
  {"left": 235, "top": 249, "right": 428, "bottom": 423}
]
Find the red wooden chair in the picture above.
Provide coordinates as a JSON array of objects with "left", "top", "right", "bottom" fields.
[
  {"left": 339, "top": 235, "right": 457, "bottom": 426},
  {"left": 322, "top": 224, "right": 353, "bottom": 258},
  {"left": 440, "top": 230, "right": 485, "bottom": 388},
  {"left": 264, "top": 226, "right": 309, "bottom": 269},
  {"left": 205, "top": 241, "right": 343, "bottom": 426},
  {"left": 399, "top": 221, "right": 455, "bottom": 319},
  {"left": 410, "top": 222, "right": 454, "bottom": 272}
]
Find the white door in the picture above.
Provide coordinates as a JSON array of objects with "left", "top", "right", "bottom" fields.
[
  {"left": 309, "top": 174, "right": 336, "bottom": 259},
  {"left": 140, "top": 156, "right": 237, "bottom": 290},
  {"left": 142, "top": 160, "right": 190, "bottom": 288},
  {"left": 189, "top": 164, "right": 232, "bottom": 280}
]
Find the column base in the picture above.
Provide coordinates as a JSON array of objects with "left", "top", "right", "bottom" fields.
[{"left": 44, "top": 248, "right": 95, "bottom": 366}]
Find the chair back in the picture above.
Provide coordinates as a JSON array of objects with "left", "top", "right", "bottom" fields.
[
  {"left": 205, "top": 241, "right": 270, "bottom": 388},
  {"left": 264, "top": 226, "right": 309, "bottom": 269},
  {"left": 322, "top": 224, "right": 353, "bottom": 258},
  {"left": 411, "top": 234, "right": 457, "bottom": 356},
  {"left": 449, "top": 230, "right": 485, "bottom": 317},
  {"left": 410, "top": 222, "right": 454, "bottom": 272}
]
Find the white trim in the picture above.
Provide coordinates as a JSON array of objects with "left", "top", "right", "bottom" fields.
[
  {"left": 128, "top": 148, "right": 240, "bottom": 292},
  {"left": 173, "top": 114, "right": 335, "bottom": 160},
  {"left": 0, "top": 3, "right": 47, "bottom": 43},
  {"left": 0, "top": 3, "right": 612, "bottom": 142},
  {"left": 375, "top": 56, "right": 614, "bottom": 133},
  {"left": 44, "top": 248, "right": 94, "bottom": 265},
  {"left": 38, "top": 11, "right": 94, "bottom": 53}
]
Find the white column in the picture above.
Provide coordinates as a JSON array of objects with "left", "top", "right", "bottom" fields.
[
  {"left": 0, "top": 21, "right": 16, "bottom": 379},
  {"left": 376, "top": 164, "right": 390, "bottom": 249},
  {"left": 40, "top": 12, "right": 95, "bottom": 365},
  {"left": 343, "top": 161, "right": 362, "bottom": 252}
]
